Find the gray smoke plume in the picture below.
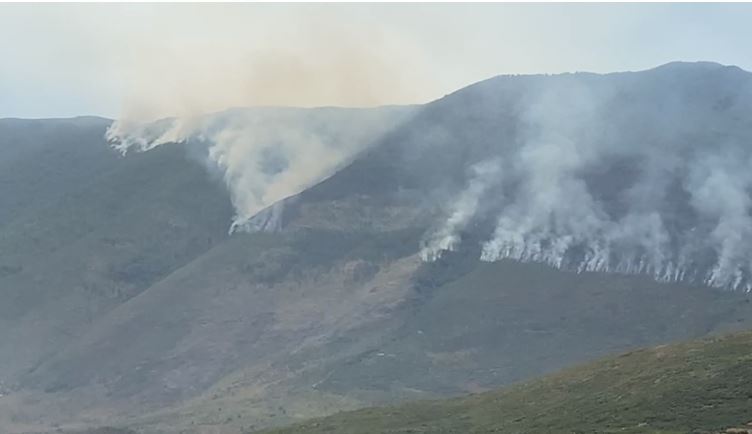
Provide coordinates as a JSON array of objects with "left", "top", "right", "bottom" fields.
[
  {"left": 420, "top": 158, "right": 502, "bottom": 261},
  {"left": 425, "top": 63, "right": 752, "bottom": 291},
  {"left": 107, "top": 106, "right": 414, "bottom": 232},
  {"left": 107, "top": 61, "right": 752, "bottom": 291}
]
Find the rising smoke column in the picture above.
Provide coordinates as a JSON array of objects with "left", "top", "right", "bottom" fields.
[
  {"left": 479, "top": 79, "right": 614, "bottom": 270},
  {"left": 420, "top": 158, "right": 502, "bottom": 261},
  {"left": 685, "top": 147, "right": 752, "bottom": 289},
  {"left": 425, "top": 65, "right": 752, "bottom": 291},
  {"left": 107, "top": 106, "right": 414, "bottom": 233}
]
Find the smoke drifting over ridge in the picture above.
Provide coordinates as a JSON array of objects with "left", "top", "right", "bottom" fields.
[
  {"left": 103, "top": 6, "right": 438, "bottom": 124},
  {"left": 420, "top": 62, "right": 752, "bottom": 291},
  {"left": 108, "top": 107, "right": 414, "bottom": 232},
  {"left": 109, "top": 58, "right": 752, "bottom": 291},
  {"left": 105, "top": 8, "right": 426, "bottom": 232}
]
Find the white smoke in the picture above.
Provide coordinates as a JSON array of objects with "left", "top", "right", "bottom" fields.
[
  {"left": 476, "top": 80, "right": 615, "bottom": 270},
  {"left": 685, "top": 148, "right": 752, "bottom": 288},
  {"left": 106, "top": 115, "right": 200, "bottom": 154},
  {"left": 101, "top": 5, "right": 433, "bottom": 233},
  {"left": 420, "top": 158, "right": 501, "bottom": 261},
  {"left": 107, "top": 106, "right": 413, "bottom": 233},
  {"left": 427, "top": 65, "right": 752, "bottom": 291}
]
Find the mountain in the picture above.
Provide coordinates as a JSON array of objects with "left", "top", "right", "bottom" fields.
[
  {"left": 0, "top": 116, "right": 234, "bottom": 380},
  {"left": 2, "top": 62, "right": 752, "bottom": 434},
  {"left": 261, "top": 329, "right": 752, "bottom": 434}
]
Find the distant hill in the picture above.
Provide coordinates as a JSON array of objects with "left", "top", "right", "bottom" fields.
[{"left": 261, "top": 330, "right": 752, "bottom": 434}]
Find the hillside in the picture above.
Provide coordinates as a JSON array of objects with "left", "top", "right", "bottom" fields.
[
  {"left": 262, "top": 330, "right": 752, "bottom": 434},
  {"left": 0, "top": 117, "right": 234, "bottom": 382},
  {"left": 4, "top": 62, "right": 752, "bottom": 434}
]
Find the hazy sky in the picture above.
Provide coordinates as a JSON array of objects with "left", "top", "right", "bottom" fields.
[{"left": 2, "top": 3, "right": 752, "bottom": 119}]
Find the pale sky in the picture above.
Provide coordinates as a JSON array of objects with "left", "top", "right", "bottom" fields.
[{"left": 2, "top": 3, "right": 752, "bottom": 119}]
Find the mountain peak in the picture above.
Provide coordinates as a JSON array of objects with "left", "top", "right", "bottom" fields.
[{"left": 641, "top": 60, "right": 750, "bottom": 79}]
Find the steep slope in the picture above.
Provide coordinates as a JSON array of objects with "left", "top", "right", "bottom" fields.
[
  {"left": 130, "top": 62, "right": 752, "bottom": 433},
  {"left": 0, "top": 117, "right": 114, "bottom": 227},
  {"left": 262, "top": 329, "right": 752, "bottom": 434},
  {"left": 307, "top": 61, "right": 752, "bottom": 290},
  {"left": 5, "top": 62, "right": 752, "bottom": 434},
  {"left": 119, "top": 260, "right": 752, "bottom": 434},
  {"left": 0, "top": 109, "right": 424, "bottom": 433},
  {"left": 0, "top": 117, "right": 234, "bottom": 384}
]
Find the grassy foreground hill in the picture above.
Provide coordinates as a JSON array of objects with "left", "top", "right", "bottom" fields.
[{"left": 260, "top": 330, "right": 752, "bottom": 434}]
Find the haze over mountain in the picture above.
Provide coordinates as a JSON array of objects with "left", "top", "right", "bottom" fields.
[
  {"left": 2, "top": 61, "right": 752, "bottom": 434},
  {"left": 111, "top": 60, "right": 752, "bottom": 291}
]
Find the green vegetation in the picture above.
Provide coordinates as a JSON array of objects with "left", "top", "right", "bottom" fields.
[{"left": 261, "top": 331, "right": 752, "bottom": 434}]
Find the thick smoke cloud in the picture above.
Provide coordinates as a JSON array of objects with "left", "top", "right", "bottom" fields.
[
  {"left": 426, "top": 64, "right": 752, "bottom": 291},
  {"left": 108, "top": 107, "right": 413, "bottom": 232}
]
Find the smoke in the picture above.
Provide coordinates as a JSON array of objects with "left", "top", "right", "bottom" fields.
[
  {"left": 108, "top": 107, "right": 413, "bottom": 232},
  {"left": 107, "top": 52, "right": 752, "bottom": 292},
  {"left": 424, "top": 64, "right": 752, "bottom": 291},
  {"left": 420, "top": 159, "right": 501, "bottom": 261},
  {"left": 104, "top": 6, "right": 428, "bottom": 232},
  {"left": 685, "top": 147, "right": 752, "bottom": 288},
  {"left": 101, "top": 5, "right": 438, "bottom": 125},
  {"left": 479, "top": 80, "right": 611, "bottom": 269}
]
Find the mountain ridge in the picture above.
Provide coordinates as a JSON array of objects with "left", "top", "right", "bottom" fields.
[{"left": 3, "top": 61, "right": 752, "bottom": 433}]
